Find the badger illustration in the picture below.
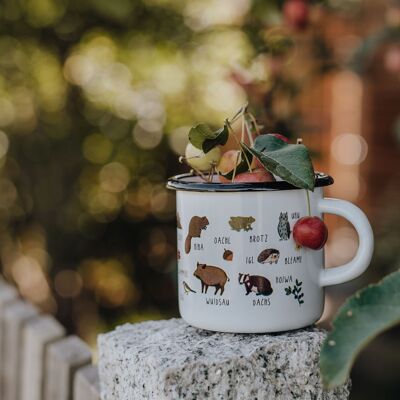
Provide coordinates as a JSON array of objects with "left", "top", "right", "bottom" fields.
[
  {"left": 257, "top": 248, "right": 280, "bottom": 264},
  {"left": 238, "top": 273, "right": 273, "bottom": 296}
]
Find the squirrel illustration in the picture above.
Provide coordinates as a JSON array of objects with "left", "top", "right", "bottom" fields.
[
  {"left": 185, "top": 216, "right": 209, "bottom": 254},
  {"left": 176, "top": 212, "right": 182, "bottom": 229}
]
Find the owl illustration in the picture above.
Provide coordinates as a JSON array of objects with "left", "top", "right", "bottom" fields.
[{"left": 277, "top": 212, "right": 291, "bottom": 240}]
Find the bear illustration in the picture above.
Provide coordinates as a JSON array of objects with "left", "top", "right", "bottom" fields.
[
  {"left": 185, "top": 216, "right": 209, "bottom": 254},
  {"left": 194, "top": 262, "right": 229, "bottom": 295}
]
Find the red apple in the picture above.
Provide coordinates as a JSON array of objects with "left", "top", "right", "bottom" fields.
[
  {"left": 217, "top": 150, "right": 241, "bottom": 175},
  {"left": 293, "top": 216, "right": 328, "bottom": 250},
  {"left": 232, "top": 168, "right": 276, "bottom": 183},
  {"left": 283, "top": 0, "right": 309, "bottom": 31}
]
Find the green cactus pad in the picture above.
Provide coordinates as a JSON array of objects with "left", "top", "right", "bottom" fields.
[{"left": 320, "top": 270, "right": 400, "bottom": 389}]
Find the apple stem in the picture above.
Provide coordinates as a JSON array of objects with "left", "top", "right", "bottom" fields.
[
  {"left": 189, "top": 168, "right": 208, "bottom": 182},
  {"left": 239, "top": 143, "right": 253, "bottom": 173},
  {"left": 231, "top": 151, "right": 241, "bottom": 182},
  {"left": 226, "top": 121, "right": 252, "bottom": 174},
  {"left": 208, "top": 165, "right": 215, "bottom": 182},
  {"left": 247, "top": 112, "right": 260, "bottom": 136},
  {"left": 244, "top": 118, "right": 254, "bottom": 147},
  {"left": 241, "top": 114, "right": 245, "bottom": 143},
  {"left": 229, "top": 102, "right": 247, "bottom": 125},
  {"left": 306, "top": 189, "right": 311, "bottom": 216}
]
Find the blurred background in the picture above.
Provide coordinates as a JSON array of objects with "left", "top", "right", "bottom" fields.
[{"left": 0, "top": 0, "right": 399, "bottom": 398}]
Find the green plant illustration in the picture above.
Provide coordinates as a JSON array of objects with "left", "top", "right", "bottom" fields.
[
  {"left": 320, "top": 270, "right": 400, "bottom": 389},
  {"left": 284, "top": 279, "right": 304, "bottom": 305}
]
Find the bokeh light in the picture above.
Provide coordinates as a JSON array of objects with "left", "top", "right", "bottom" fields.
[{"left": 331, "top": 133, "right": 368, "bottom": 165}]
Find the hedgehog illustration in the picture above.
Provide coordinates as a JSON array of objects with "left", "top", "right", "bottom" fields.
[
  {"left": 277, "top": 212, "right": 291, "bottom": 240},
  {"left": 257, "top": 248, "right": 280, "bottom": 264}
]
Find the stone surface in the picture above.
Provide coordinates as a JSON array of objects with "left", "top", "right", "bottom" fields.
[
  {"left": 44, "top": 335, "right": 92, "bottom": 400},
  {"left": 21, "top": 315, "right": 66, "bottom": 400},
  {"left": 98, "top": 318, "right": 351, "bottom": 400}
]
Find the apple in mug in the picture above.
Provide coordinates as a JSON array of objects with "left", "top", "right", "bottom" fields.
[
  {"left": 216, "top": 150, "right": 242, "bottom": 175},
  {"left": 219, "top": 168, "right": 275, "bottom": 183},
  {"left": 185, "top": 143, "right": 221, "bottom": 172}
]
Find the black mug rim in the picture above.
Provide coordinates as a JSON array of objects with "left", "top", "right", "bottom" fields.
[{"left": 166, "top": 172, "right": 334, "bottom": 192}]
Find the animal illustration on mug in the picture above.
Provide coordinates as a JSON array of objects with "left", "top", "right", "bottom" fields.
[
  {"left": 185, "top": 216, "right": 209, "bottom": 254},
  {"left": 258, "top": 248, "right": 280, "bottom": 264},
  {"left": 238, "top": 273, "right": 273, "bottom": 296},
  {"left": 194, "top": 262, "right": 229, "bottom": 295},
  {"left": 176, "top": 213, "right": 182, "bottom": 229},
  {"left": 182, "top": 281, "right": 196, "bottom": 295},
  {"left": 229, "top": 216, "right": 255, "bottom": 232},
  {"left": 277, "top": 212, "right": 291, "bottom": 240},
  {"left": 223, "top": 249, "right": 233, "bottom": 261}
]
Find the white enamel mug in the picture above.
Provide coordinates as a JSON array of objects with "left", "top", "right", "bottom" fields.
[{"left": 167, "top": 173, "right": 374, "bottom": 333}]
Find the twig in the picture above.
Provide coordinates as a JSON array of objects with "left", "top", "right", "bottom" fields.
[{"left": 225, "top": 120, "right": 252, "bottom": 174}]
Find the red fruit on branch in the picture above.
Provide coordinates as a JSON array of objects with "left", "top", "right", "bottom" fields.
[
  {"left": 293, "top": 216, "right": 328, "bottom": 250},
  {"left": 283, "top": 0, "right": 309, "bottom": 31},
  {"left": 232, "top": 168, "right": 275, "bottom": 183}
]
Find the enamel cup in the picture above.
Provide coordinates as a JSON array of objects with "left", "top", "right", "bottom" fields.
[{"left": 167, "top": 173, "right": 374, "bottom": 333}]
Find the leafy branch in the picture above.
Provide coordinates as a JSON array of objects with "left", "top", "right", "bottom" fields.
[
  {"left": 185, "top": 104, "right": 316, "bottom": 190},
  {"left": 285, "top": 279, "right": 304, "bottom": 305}
]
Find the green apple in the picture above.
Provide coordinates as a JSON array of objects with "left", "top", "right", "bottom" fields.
[{"left": 185, "top": 143, "right": 221, "bottom": 172}]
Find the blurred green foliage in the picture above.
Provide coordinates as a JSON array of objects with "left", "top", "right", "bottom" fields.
[
  {"left": 0, "top": 0, "right": 372, "bottom": 335},
  {"left": 1, "top": 0, "right": 310, "bottom": 333}
]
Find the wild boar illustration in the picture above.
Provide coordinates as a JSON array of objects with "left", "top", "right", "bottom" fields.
[{"left": 194, "top": 262, "right": 229, "bottom": 295}]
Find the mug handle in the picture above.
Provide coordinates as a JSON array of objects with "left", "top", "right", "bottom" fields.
[{"left": 317, "top": 198, "right": 374, "bottom": 287}]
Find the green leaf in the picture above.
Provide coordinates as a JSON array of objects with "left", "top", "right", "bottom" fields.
[
  {"left": 320, "top": 270, "right": 400, "bottom": 389},
  {"left": 243, "top": 135, "right": 315, "bottom": 190},
  {"left": 189, "top": 124, "right": 229, "bottom": 153},
  {"left": 221, "top": 145, "right": 253, "bottom": 180}
]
